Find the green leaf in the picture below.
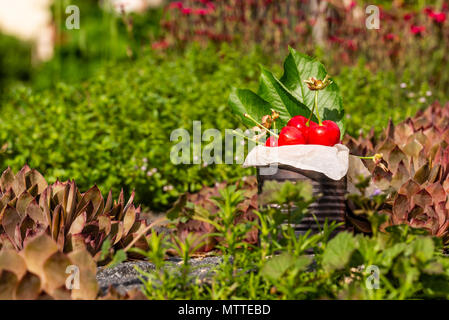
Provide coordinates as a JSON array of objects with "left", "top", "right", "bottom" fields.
[
  {"left": 261, "top": 253, "right": 311, "bottom": 281},
  {"left": 100, "top": 238, "right": 111, "bottom": 261},
  {"left": 280, "top": 47, "right": 346, "bottom": 136},
  {"left": 257, "top": 67, "right": 312, "bottom": 127},
  {"left": 322, "top": 232, "right": 357, "bottom": 272},
  {"left": 228, "top": 88, "right": 273, "bottom": 128},
  {"left": 410, "top": 236, "right": 434, "bottom": 262},
  {"left": 107, "top": 249, "right": 127, "bottom": 268},
  {"left": 166, "top": 193, "right": 187, "bottom": 220}
]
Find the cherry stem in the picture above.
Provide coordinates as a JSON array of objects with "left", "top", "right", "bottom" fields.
[
  {"left": 231, "top": 130, "right": 264, "bottom": 146},
  {"left": 357, "top": 156, "right": 375, "bottom": 160},
  {"left": 314, "top": 91, "right": 322, "bottom": 126},
  {"left": 306, "top": 91, "right": 322, "bottom": 126},
  {"left": 244, "top": 114, "right": 279, "bottom": 138}
]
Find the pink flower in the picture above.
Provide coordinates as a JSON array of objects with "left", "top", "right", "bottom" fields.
[
  {"left": 168, "top": 1, "right": 183, "bottom": 9},
  {"left": 410, "top": 25, "right": 426, "bottom": 35},
  {"left": 181, "top": 7, "right": 193, "bottom": 14},
  {"left": 345, "top": 39, "right": 357, "bottom": 51},
  {"left": 272, "top": 18, "right": 288, "bottom": 25},
  {"left": 193, "top": 8, "right": 210, "bottom": 15},
  {"left": 430, "top": 12, "right": 447, "bottom": 24},
  {"left": 346, "top": 1, "right": 356, "bottom": 11},
  {"left": 424, "top": 7, "right": 434, "bottom": 16},
  {"left": 152, "top": 40, "right": 169, "bottom": 50},
  {"left": 328, "top": 35, "right": 344, "bottom": 44},
  {"left": 384, "top": 33, "right": 397, "bottom": 41},
  {"left": 403, "top": 13, "right": 413, "bottom": 21}
]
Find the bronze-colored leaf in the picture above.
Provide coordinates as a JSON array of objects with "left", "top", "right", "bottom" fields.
[
  {"left": 123, "top": 205, "right": 136, "bottom": 235},
  {"left": 12, "top": 166, "right": 29, "bottom": 197},
  {"left": 402, "top": 139, "right": 423, "bottom": 158},
  {"left": 65, "top": 180, "right": 78, "bottom": 226},
  {"left": 390, "top": 161, "right": 409, "bottom": 190},
  {"left": 69, "top": 211, "right": 87, "bottom": 235},
  {"left": 392, "top": 194, "right": 409, "bottom": 224},
  {"left": 426, "top": 183, "right": 446, "bottom": 204},
  {"left": 428, "top": 164, "right": 441, "bottom": 184},
  {"left": 0, "top": 270, "right": 18, "bottom": 300},
  {"left": 0, "top": 167, "right": 15, "bottom": 194},
  {"left": 111, "top": 221, "right": 124, "bottom": 245},
  {"left": 388, "top": 146, "right": 407, "bottom": 173},
  {"left": 14, "top": 272, "right": 41, "bottom": 300},
  {"left": 22, "top": 233, "right": 58, "bottom": 276},
  {"left": 25, "top": 169, "right": 48, "bottom": 195},
  {"left": 398, "top": 179, "right": 420, "bottom": 199},
  {"left": 39, "top": 186, "right": 52, "bottom": 226},
  {"left": 26, "top": 199, "right": 47, "bottom": 226},
  {"left": 414, "top": 163, "right": 430, "bottom": 185},
  {"left": 51, "top": 205, "right": 62, "bottom": 241},
  {"left": 43, "top": 251, "right": 72, "bottom": 292},
  {"left": 0, "top": 188, "right": 13, "bottom": 213},
  {"left": 103, "top": 190, "right": 113, "bottom": 215},
  {"left": 98, "top": 214, "right": 111, "bottom": 236},
  {"left": 412, "top": 189, "right": 433, "bottom": 209},
  {"left": 2, "top": 206, "right": 22, "bottom": 248},
  {"left": 16, "top": 192, "right": 34, "bottom": 219},
  {"left": 68, "top": 249, "right": 98, "bottom": 300},
  {"left": 0, "top": 249, "right": 27, "bottom": 279},
  {"left": 76, "top": 186, "right": 103, "bottom": 221}
]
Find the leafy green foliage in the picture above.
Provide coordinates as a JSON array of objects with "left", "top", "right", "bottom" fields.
[
  {"left": 322, "top": 232, "right": 357, "bottom": 272},
  {"left": 229, "top": 48, "right": 346, "bottom": 135},
  {"left": 136, "top": 181, "right": 449, "bottom": 300},
  {"left": 0, "top": 44, "right": 269, "bottom": 210}
]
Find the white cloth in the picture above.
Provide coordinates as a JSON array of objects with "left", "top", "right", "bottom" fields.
[{"left": 243, "top": 144, "right": 350, "bottom": 181}]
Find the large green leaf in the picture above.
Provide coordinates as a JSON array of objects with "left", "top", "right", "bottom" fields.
[
  {"left": 257, "top": 67, "right": 314, "bottom": 127},
  {"left": 228, "top": 88, "right": 273, "bottom": 128},
  {"left": 261, "top": 252, "right": 311, "bottom": 281},
  {"left": 322, "top": 232, "right": 357, "bottom": 272},
  {"left": 280, "top": 47, "right": 345, "bottom": 136}
]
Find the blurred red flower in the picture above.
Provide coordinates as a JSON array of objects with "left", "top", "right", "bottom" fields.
[
  {"left": 182, "top": 7, "right": 193, "bottom": 14},
  {"left": 410, "top": 25, "right": 426, "bottom": 35},
  {"left": 403, "top": 13, "right": 413, "bottom": 21},
  {"left": 384, "top": 33, "right": 397, "bottom": 41},
  {"left": 424, "top": 7, "right": 434, "bottom": 16},
  {"left": 169, "top": 1, "right": 183, "bottom": 9},
  {"left": 273, "top": 18, "right": 288, "bottom": 25},
  {"left": 346, "top": 39, "right": 357, "bottom": 51},
  {"left": 152, "top": 40, "right": 170, "bottom": 50},
  {"left": 194, "top": 8, "right": 211, "bottom": 15},
  {"left": 430, "top": 12, "right": 447, "bottom": 24}
]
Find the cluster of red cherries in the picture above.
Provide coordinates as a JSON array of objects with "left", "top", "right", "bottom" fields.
[{"left": 265, "top": 115, "right": 340, "bottom": 147}]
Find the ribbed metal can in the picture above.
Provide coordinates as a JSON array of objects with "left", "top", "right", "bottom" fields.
[{"left": 257, "top": 165, "right": 347, "bottom": 237}]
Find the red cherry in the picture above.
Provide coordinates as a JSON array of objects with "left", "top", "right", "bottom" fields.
[
  {"left": 308, "top": 120, "right": 341, "bottom": 146},
  {"left": 265, "top": 136, "right": 278, "bottom": 147},
  {"left": 278, "top": 126, "right": 306, "bottom": 146},
  {"left": 287, "top": 115, "right": 316, "bottom": 142}
]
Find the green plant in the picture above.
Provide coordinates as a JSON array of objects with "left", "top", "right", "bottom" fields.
[
  {"left": 229, "top": 47, "right": 345, "bottom": 137},
  {"left": 136, "top": 179, "right": 449, "bottom": 300},
  {"left": 0, "top": 44, "right": 270, "bottom": 210}
]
